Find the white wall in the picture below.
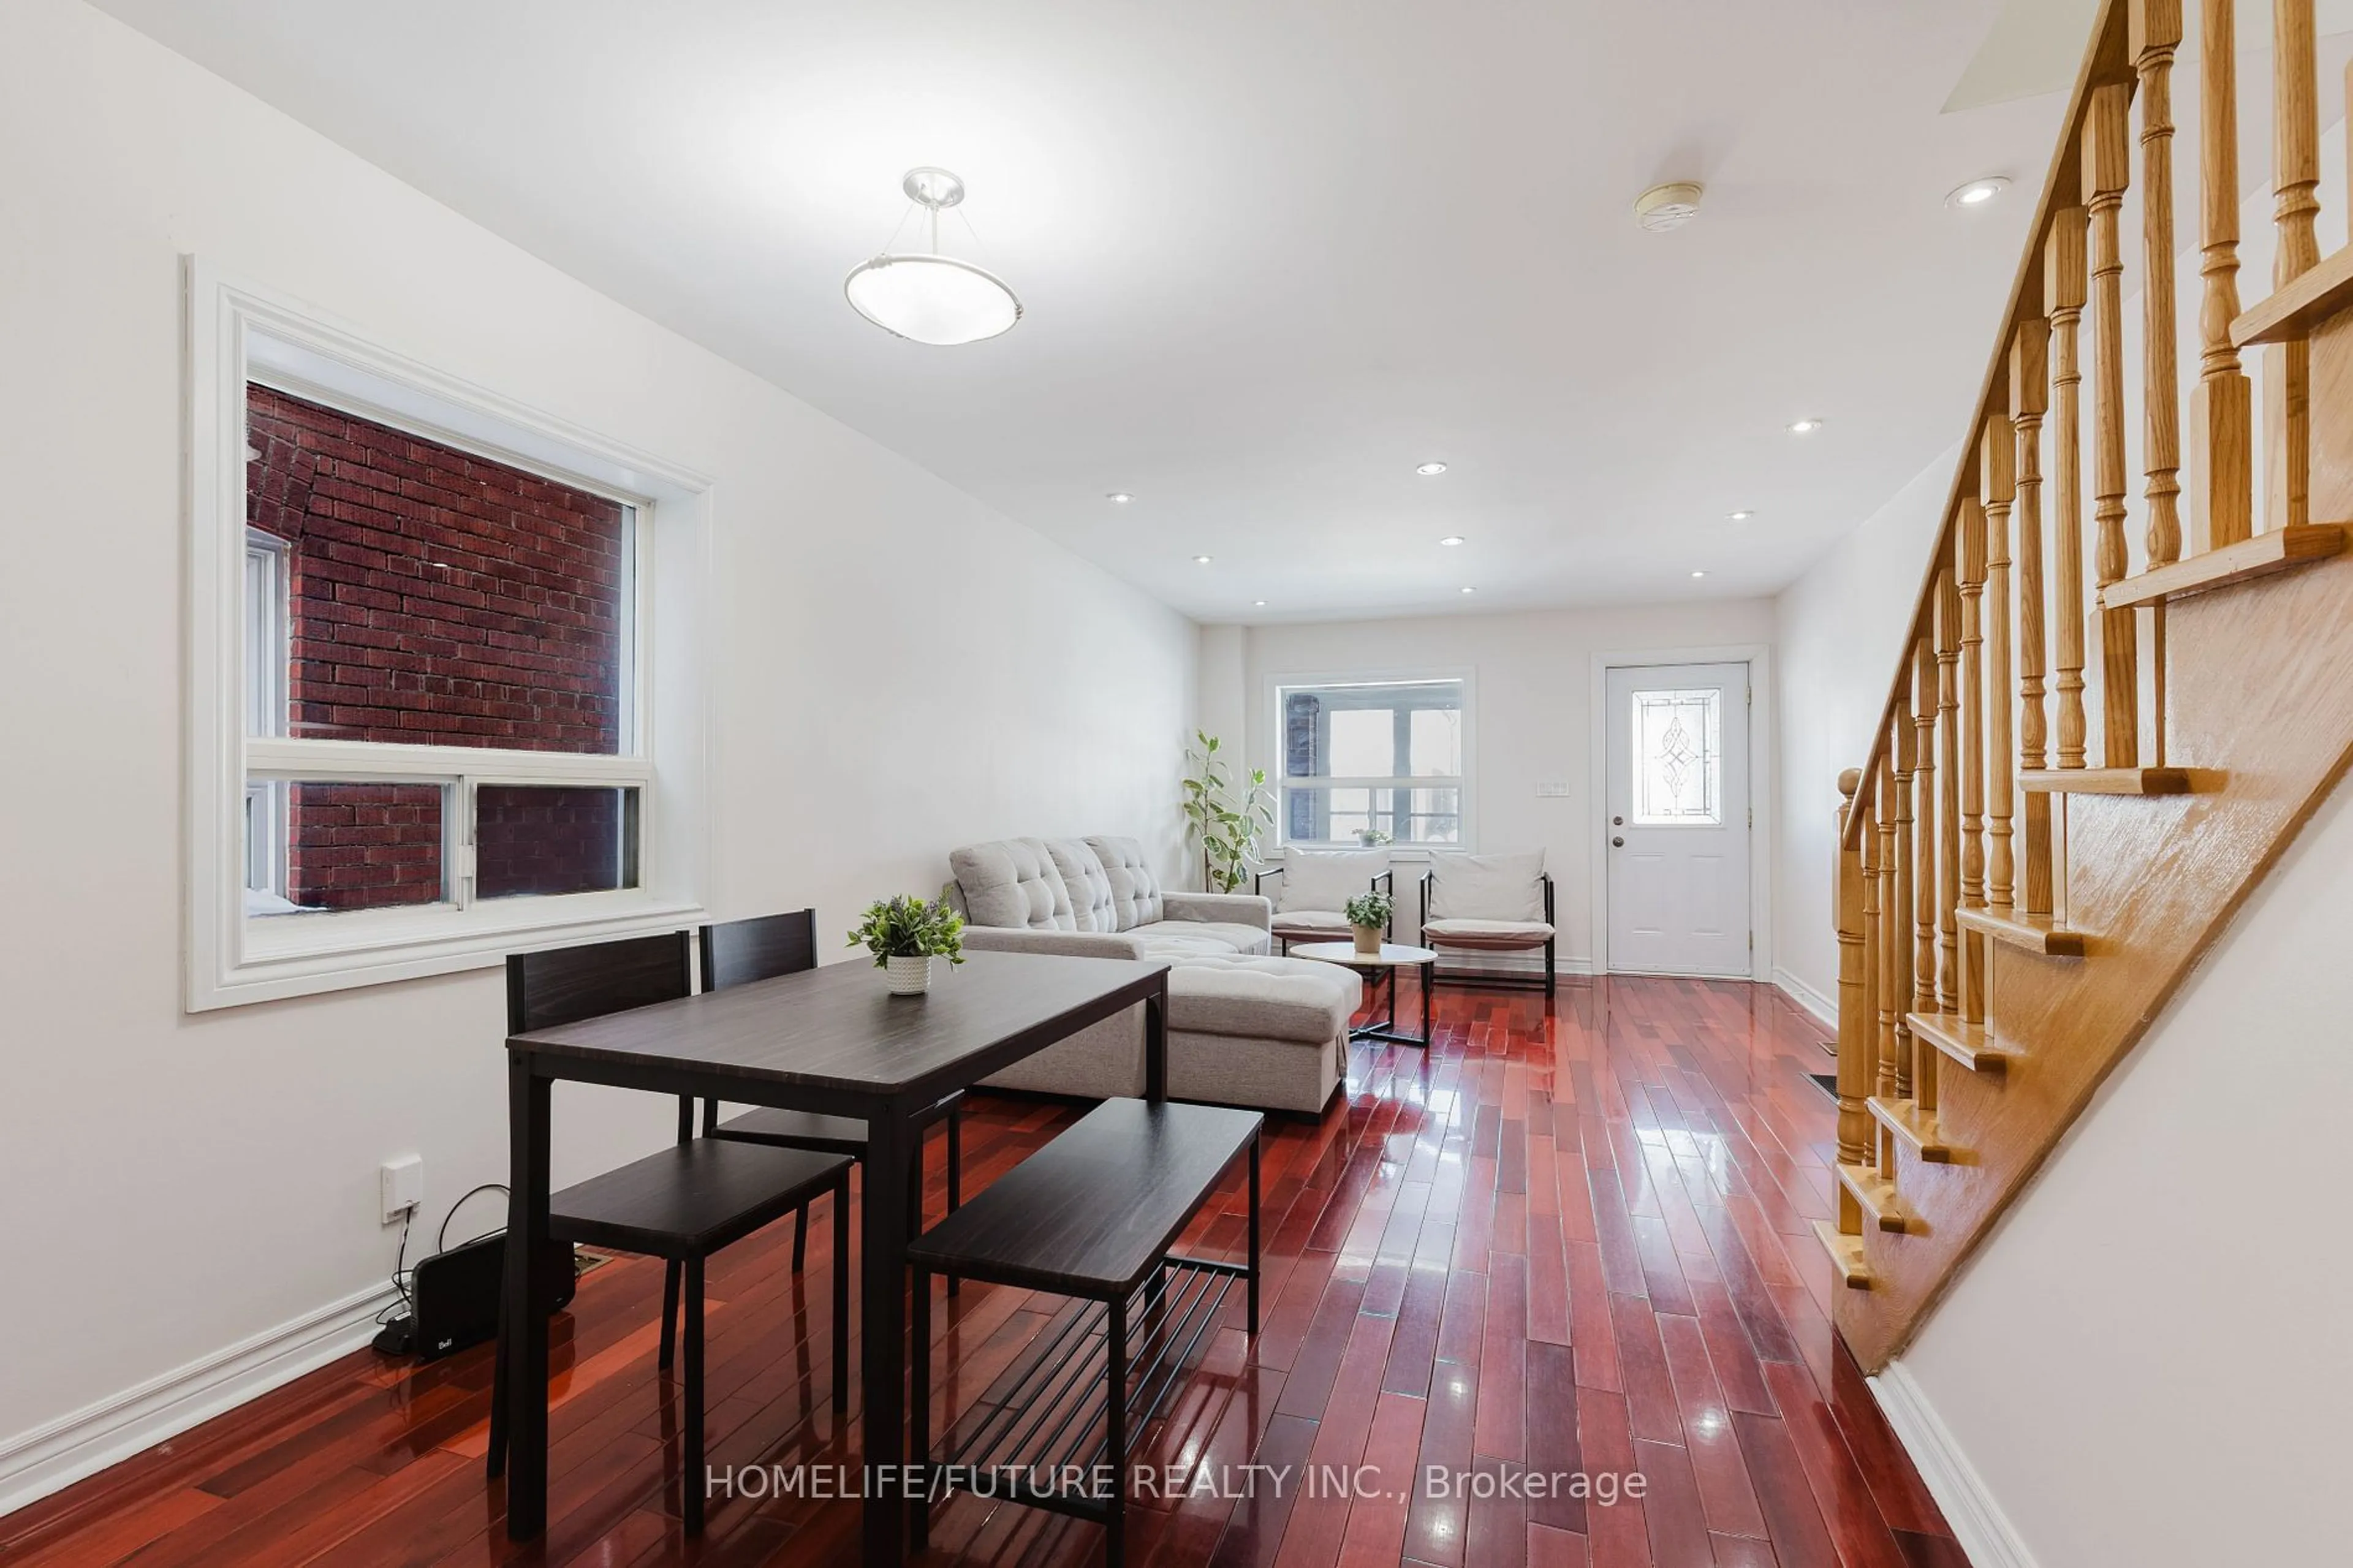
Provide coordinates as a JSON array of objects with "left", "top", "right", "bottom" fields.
[
  {"left": 1889, "top": 767, "right": 2353, "bottom": 1568},
  {"left": 1770, "top": 447, "right": 1959, "bottom": 1012},
  {"left": 0, "top": 0, "right": 1195, "bottom": 1508},
  {"left": 1203, "top": 601, "right": 1777, "bottom": 971}
]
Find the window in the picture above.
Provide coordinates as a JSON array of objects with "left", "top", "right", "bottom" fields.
[
  {"left": 239, "top": 384, "right": 642, "bottom": 916},
  {"left": 1630, "top": 687, "right": 1721, "bottom": 824},
  {"left": 187, "top": 262, "right": 711, "bottom": 1009},
  {"left": 1276, "top": 677, "right": 1466, "bottom": 847}
]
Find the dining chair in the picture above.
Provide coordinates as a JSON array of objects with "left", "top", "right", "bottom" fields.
[
  {"left": 692, "top": 911, "right": 965, "bottom": 1298},
  {"left": 488, "top": 930, "right": 852, "bottom": 1533}
]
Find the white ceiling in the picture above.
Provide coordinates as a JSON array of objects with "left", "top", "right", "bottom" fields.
[{"left": 100, "top": 0, "right": 2082, "bottom": 622}]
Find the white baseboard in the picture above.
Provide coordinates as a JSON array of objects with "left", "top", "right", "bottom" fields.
[
  {"left": 0, "top": 1279, "right": 398, "bottom": 1519},
  {"left": 1773, "top": 966, "right": 1838, "bottom": 1029},
  {"left": 1870, "top": 1360, "right": 2040, "bottom": 1568}
]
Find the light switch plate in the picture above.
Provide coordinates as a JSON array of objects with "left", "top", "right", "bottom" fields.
[{"left": 1535, "top": 780, "right": 1572, "bottom": 798}]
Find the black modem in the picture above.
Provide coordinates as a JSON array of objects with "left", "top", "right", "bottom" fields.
[{"left": 373, "top": 1233, "right": 575, "bottom": 1362}]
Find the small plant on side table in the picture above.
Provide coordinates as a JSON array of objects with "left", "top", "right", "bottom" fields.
[
  {"left": 849, "top": 890, "right": 965, "bottom": 996},
  {"left": 1344, "top": 889, "right": 1394, "bottom": 956}
]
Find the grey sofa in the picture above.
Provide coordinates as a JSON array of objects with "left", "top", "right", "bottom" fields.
[{"left": 945, "top": 835, "right": 1361, "bottom": 1113}]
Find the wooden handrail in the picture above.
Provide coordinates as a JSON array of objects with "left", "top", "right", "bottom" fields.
[{"left": 1840, "top": 0, "right": 2131, "bottom": 850}]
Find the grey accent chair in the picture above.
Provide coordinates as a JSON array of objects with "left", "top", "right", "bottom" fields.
[{"left": 1417, "top": 849, "right": 1556, "bottom": 997}]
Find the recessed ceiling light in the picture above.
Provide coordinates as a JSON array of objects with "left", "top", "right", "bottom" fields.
[
  {"left": 1253, "top": 599, "right": 1267, "bottom": 607},
  {"left": 1946, "top": 176, "right": 2010, "bottom": 208},
  {"left": 1439, "top": 535, "right": 1466, "bottom": 547},
  {"left": 1106, "top": 491, "right": 1134, "bottom": 504},
  {"left": 1193, "top": 555, "right": 1213, "bottom": 564},
  {"left": 1691, "top": 570, "right": 1708, "bottom": 578},
  {"left": 1728, "top": 510, "right": 1754, "bottom": 521},
  {"left": 1416, "top": 461, "right": 1449, "bottom": 477},
  {"left": 1787, "top": 417, "right": 1824, "bottom": 434},
  {"left": 1460, "top": 586, "right": 1477, "bottom": 594}
]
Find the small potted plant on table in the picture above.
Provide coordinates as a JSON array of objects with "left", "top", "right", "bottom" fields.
[
  {"left": 849, "top": 889, "right": 966, "bottom": 996},
  {"left": 1344, "top": 889, "right": 1393, "bottom": 957}
]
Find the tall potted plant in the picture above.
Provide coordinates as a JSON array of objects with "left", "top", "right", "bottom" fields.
[
  {"left": 1182, "top": 731, "right": 1274, "bottom": 893},
  {"left": 848, "top": 890, "right": 965, "bottom": 996}
]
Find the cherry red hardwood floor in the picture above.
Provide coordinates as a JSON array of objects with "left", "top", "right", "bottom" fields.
[{"left": 1, "top": 977, "right": 1966, "bottom": 1568}]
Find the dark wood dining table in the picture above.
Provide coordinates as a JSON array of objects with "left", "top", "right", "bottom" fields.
[{"left": 496, "top": 949, "right": 1172, "bottom": 1566}]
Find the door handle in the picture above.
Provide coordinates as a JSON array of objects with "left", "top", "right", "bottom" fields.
[{"left": 1611, "top": 836, "right": 1624, "bottom": 848}]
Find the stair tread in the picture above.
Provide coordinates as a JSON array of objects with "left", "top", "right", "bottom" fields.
[
  {"left": 1836, "top": 1163, "right": 1911, "bottom": 1233},
  {"left": 2100, "top": 524, "right": 2346, "bottom": 608},
  {"left": 2017, "top": 767, "right": 2209, "bottom": 795},
  {"left": 1956, "top": 906, "right": 2086, "bottom": 956},
  {"left": 1868, "top": 1096, "right": 1953, "bottom": 1162},
  {"left": 1906, "top": 1010, "right": 2018, "bottom": 1072},
  {"left": 1810, "top": 1219, "right": 1873, "bottom": 1290}
]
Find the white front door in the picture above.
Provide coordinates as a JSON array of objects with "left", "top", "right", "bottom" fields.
[{"left": 1604, "top": 662, "right": 1752, "bottom": 977}]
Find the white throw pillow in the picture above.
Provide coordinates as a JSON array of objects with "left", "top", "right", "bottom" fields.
[
  {"left": 1275, "top": 848, "right": 1389, "bottom": 914},
  {"left": 1427, "top": 849, "right": 1546, "bottom": 922}
]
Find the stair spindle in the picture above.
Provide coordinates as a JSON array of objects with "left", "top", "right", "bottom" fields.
[
  {"left": 2270, "top": 0, "right": 2319, "bottom": 532},
  {"left": 1912, "top": 634, "right": 1940, "bottom": 1026},
  {"left": 2137, "top": 0, "right": 2184, "bottom": 764},
  {"left": 1935, "top": 567, "right": 1963, "bottom": 1013},
  {"left": 1834, "top": 770, "right": 1873, "bottom": 1183},
  {"left": 1889, "top": 718, "right": 1915, "bottom": 1101},
  {"left": 2047, "top": 208, "right": 2091, "bottom": 769},
  {"left": 1957, "top": 499, "right": 1990, "bottom": 1023},
  {"left": 1981, "top": 417, "right": 2017, "bottom": 914},
  {"left": 2086, "top": 82, "right": 2141, "bottom": 766},
  {"left": 2193, "top": 0, "right": 2254, "bottom": 548},
  {"left": 2012, "top": 322, "right": 2055, "bottom": 918},
  {"left": 1860, "top": 775, "right": 1887, "bottom": 1112}
]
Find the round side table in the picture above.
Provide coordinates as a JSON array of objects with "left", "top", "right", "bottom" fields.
[{"left": 1288, "top": 941, "right": 1439, "bottom": 1048}]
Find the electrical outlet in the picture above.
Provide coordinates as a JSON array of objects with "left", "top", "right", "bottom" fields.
[{"left": 381, "top": 1155, "right": 423, "bottom": 1224}]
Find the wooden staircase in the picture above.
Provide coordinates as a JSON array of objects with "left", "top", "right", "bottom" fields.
[{"left": 1816, "top": 0, "right": 2353, "bottom": 1372}]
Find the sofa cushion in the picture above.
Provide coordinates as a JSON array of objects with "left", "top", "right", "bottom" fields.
[
  {"left": 1427, "top": 849, "right": 1546, "bottom": 921},
  {"left": 1042, "top": 838, "right": 1118, "bottom": 933},
  {"left": 1167, "top": 955, "right": 1361, "bottom": 1043},
  {"left": 1131, "top": 919, "right": 1270, "bottom": 957},
  {"left": 948, "top": 838, "right": 1075, "bottom": 931},
  {"left": 1085, "top": 836, "right": 1164, "bottom": 929},
  {"left": 1423, "top": 917, "right": 1554, "bottom": 950},
  {"left": 1273, "top": 847, "right": 1388, "bottom": 914}
]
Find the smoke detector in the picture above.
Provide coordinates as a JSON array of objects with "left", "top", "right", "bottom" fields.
[{"left": 1634, "top": 181, "right": 1704, "bottom": 232}]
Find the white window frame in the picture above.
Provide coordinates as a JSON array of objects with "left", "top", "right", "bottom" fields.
[
  {"left": 1264, "top": 669, "right": 1476, "bottom": 855},
  {"left": 185, "top": 259, "right": 713, "bottom": 1010}
]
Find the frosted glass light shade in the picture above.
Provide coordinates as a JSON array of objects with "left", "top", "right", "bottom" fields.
[{"left": 844, "top": 253, "right": 1022, "bottom": 346}]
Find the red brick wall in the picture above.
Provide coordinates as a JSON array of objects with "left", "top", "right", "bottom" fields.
[
  {"left": 476, "top": 786, "right": 629, "bottom": 900},
  {"left": 246, "top": 384, "right": 626, "bottom": 751},
  {"left": 246, "top": 387, "right": 630, "bottom": 910},
  {"left": 285, "top": 783, "right": 445, "bottom": 911}
]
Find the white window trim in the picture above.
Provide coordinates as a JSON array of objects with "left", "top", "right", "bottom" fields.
[
  {"left": 184, "top": 258, "right": 714, "bottom": 1010},
  {"left": 1261, "top": 667, "right": 1477, "bottom": 855}
]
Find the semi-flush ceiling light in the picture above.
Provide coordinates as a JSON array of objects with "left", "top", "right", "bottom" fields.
[
  {"left": 1416, "top": 461, "right": 1449, "bottom": 476},
  {"left": 844, "top": 168, "right": 1022, "bottom": 346},
  {"left": 1947, "top": 176, "right": 2010, "bottom": 208},
  {"left": 1787, "top": 417, "right": 1824, "bottom": 434},
  {"left": 1439, "top": 535, "right": 1466, "bottom": 546},
  {"left": 1106, "top": 492, "right": 1134, "bottom": 504}
]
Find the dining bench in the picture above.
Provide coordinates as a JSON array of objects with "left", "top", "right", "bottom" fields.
[{"left": 905, "top": 1096, "right": 1262, "bottom": 1567}]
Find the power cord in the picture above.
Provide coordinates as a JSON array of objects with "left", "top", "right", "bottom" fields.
[
  {"left": 438, "top": 1183, "right": 510, "bottom": 1252},
  {"left": 372, "top": 1183, "right": 510, "bottom": 1355}
]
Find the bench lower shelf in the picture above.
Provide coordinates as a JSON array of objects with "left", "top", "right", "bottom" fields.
[{"left": 916, "top": 1254, "right": 1245, "bottom": 1522}]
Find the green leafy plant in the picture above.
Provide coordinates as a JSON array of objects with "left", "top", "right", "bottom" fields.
[
  {"left": 1182, "top": 731, "right": 1275, "bottom": 893},
  {"left": 847, "top": 889, "right": 966, "bottom": 968},
  {"left": 1344, "top": 889, "right": 1394, "bottom": 931},
  {"left": 1354, "top": 828, "right": 1393, "bottom": 847}
]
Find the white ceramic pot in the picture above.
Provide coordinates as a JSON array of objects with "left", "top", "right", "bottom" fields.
[
  {"left": 1351, "top": 925, "right": 1384, "bottom": 956},
  {"left": 884, "top": 954, "right": 933, "bottom": 995}
]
